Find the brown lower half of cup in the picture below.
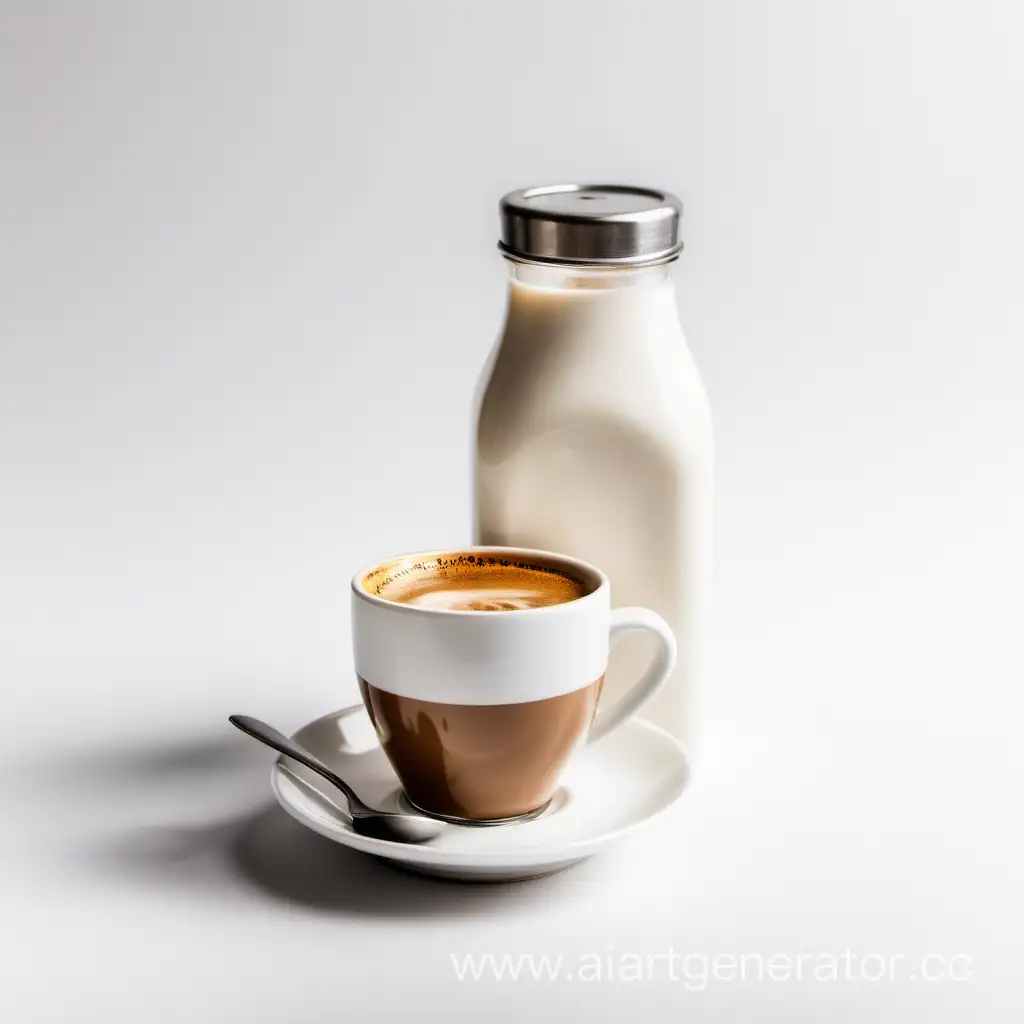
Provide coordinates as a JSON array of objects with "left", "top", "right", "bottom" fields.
[{"left": 358, "top": 677, "right": 603, "bottom": 822}]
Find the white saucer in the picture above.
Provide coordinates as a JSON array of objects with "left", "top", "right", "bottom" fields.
[{"left": 271, "top": 704, "right": 690, "bottom": 882}]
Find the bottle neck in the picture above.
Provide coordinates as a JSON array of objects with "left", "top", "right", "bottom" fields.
[{"left": 505, "top": 260, "right": 674, "bottom": 292}]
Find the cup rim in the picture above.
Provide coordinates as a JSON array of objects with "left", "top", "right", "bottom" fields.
[{"left": 350, "top": 545, "right": 609, "bottom": 618}]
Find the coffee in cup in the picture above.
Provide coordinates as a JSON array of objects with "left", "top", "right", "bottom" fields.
[{"left": 352, "top": 548, "right": 676, "bottom": 823}]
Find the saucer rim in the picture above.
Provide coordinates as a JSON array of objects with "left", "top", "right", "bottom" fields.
[{"left": 270, "top": 703, "right": 690, "bottom": 867}]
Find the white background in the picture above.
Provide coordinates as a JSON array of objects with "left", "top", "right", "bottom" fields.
[{"left": 2, "top": 1, "right": 1022, "bottom": 1021}]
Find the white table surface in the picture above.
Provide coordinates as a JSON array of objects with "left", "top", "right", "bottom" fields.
[
  {"left": 2, "top": 2, "right": 1021, "bottom": 1020},
  {"left": 4, "top": 454, "right": 1019, "bottom": 1021}
]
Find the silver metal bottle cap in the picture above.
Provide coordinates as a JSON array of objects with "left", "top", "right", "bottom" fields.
[{"left": 498, "top": 184, "right": 683, "bottom": 267}]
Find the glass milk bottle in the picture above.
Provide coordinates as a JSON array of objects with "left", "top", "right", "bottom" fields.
[{"left": 474, "top": 185, "right": 713, "bottom": 751}]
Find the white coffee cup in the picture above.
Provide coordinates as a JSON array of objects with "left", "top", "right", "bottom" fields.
[{"left": 352, "top": 546, "right": 677, "bottom": 822}]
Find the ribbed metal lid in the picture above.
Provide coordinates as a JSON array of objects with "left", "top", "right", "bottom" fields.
[{"left": 498, "top": 184, "right": 683, "bottom": 267}]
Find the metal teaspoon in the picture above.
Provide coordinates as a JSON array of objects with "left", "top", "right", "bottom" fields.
[{"left": 229, "top": 714, "right": 443, "bottom": 844}]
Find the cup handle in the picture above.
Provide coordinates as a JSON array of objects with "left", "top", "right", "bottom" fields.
[{"left": 588, "top": 607, "right": 677, "bottom": 743}]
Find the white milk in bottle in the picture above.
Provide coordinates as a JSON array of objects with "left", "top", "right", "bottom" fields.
[{"left": 474, "top": 184, "right": 712, "bottom": 751}]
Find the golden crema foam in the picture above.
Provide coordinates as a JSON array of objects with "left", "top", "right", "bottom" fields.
[
  {"left": 361, "top": 553, "right": 592, "bottom": 611},
  {"left": 401, "top": 587, "right": 559, "bottom": 612}
]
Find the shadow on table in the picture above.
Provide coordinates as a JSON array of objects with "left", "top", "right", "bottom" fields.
[{"left": 61, "top": 732, "right": 596, "bottom": 917}]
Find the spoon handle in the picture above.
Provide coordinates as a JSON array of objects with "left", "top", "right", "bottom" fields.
[{"left": 229, "top": 714, "right": 370, "bottom": 815}]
